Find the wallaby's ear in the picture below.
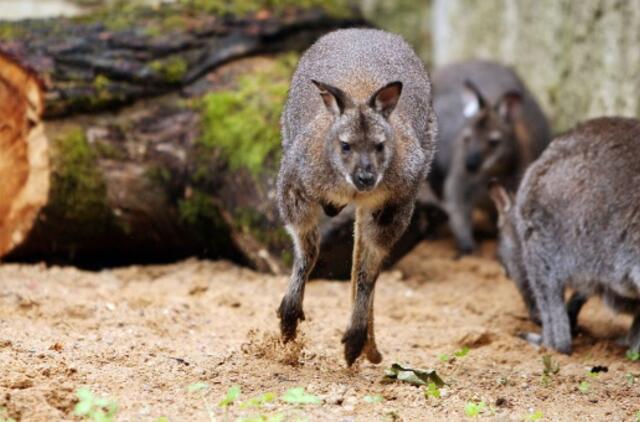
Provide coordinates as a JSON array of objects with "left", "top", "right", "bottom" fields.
[
  {"left": 368, "top": 81, "right": 403, "bottom": 118},
  {"left": 497, "top": 91, "right": 522, "bottom": 123},
  {"left": 488, "top": 179, "right": 513, "bottom": 215},
  {"left": 462, "top": 79, "right": 486, "bottom": 119},
  {"left": 311, "top": 79, "right": 353, "bottom": 116}
]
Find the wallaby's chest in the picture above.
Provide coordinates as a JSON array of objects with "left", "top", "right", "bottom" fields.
[{"left": 324, "top": 187, "right": 389, "bottom": 211}]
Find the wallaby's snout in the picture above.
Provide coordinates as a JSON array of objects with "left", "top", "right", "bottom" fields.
[
  {"left": 465, "top": 150, "right": 483, "bottom": 173},
  {"left": 353, "top": 156, "right": 377, "bottom": 191}
]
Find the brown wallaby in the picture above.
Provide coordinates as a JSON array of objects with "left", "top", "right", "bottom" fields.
[
  {"left": 429, "top": 60, "right": 550, "bottom": 254},
  {"left": 276, "top": 28, "right": 437, "bottom": 366},
  {"left": 490, "top": 117, "right": 640, "bottom": 355}
]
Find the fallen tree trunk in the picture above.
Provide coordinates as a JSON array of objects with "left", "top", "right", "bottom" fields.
[{"left": 0, "top": 4, "right": 444, "bottom": 277}]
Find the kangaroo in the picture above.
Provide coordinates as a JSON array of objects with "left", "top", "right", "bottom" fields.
[
  {"left": 430, "top": 60, "right": 551, "bottom": 254},
  {"left": 276, "top": 28, "right": 437, "bottom": 366},
  {"left": 489, "top": 117, "right": 640, "bottom": 355}
]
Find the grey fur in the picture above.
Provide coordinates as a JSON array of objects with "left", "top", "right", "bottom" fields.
[
  {"left": 491, "top": 117, "right": 640, "bottom": 354},
  {"left": 276, "top": 28, "right": 437, "bottom": 366},
  {"left": 430, "top": 60, "right": 550, "bottom": 253}
]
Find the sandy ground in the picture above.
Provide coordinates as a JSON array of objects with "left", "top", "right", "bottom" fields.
[{"left": 1, "top": 239, "right": 639, "bottom": 421}]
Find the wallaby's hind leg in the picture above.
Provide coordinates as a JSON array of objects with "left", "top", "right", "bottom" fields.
[
  {"left": 343, "top": 202, "right": 413, "bottom": 366},
  {"left": 278, "top": 222, "right": 319, "bottom": 342},
  {"left": 526, "top": 252, "right": 572, "bottom": 354}
]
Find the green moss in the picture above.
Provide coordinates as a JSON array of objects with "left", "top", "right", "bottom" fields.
[
  {"left": 179, "top": 0, "right": 350, "bottom": 17},
  {"left": 94, "top": 141, "right": 126, "bottom": 160},
  {"left": 150, "top": 57, "right": 188, "bottom": 83},
  {"left": 0, "top": 23, "right": 23, "bottom": 41},
  {"left": 198, "top": 54, "right": 296, "bottom": 176},
  {"left": 94, "top": 74, "right": 110, "bottom": 91},
  {"left": 178, "top": 189, "right": 227, "bottom": 236},
  {"left": 50, "top": 127, "right": 112, "bottom": 231}
]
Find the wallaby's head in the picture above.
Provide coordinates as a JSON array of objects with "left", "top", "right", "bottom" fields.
[
  {"left": 459, "top": 80, "right": 522, "bottom": 176},
  {"left": 489, "top": 180, "right": 538, "bottom": 319},
  {"left": 311, "top": 79, "right": 402, "bottom": 192}
]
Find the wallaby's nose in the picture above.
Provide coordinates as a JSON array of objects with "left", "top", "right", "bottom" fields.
[
  {"left": 465, "top": 152, "right": 483, "bottom": 173},
  {"left": 354, "top": 171, "right": 376, "bottom": 191}
]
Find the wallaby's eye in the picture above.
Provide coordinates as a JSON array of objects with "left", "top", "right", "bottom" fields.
[
  {"left": 340, "top": 142, "right": 351, "bottom": 152},
  {"left": 375, "top": 143, "right": 384, "bottom": 152}
]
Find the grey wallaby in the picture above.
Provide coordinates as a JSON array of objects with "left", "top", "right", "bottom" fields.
[
  {"left": 490, "top": 117, "right": 640, "bottom": 355},
  {"left": 276, "top": 28, "right": 437, "bottom": 366},
  {"left": 429, "top": 60, "right": 551, "bottom": 254}
]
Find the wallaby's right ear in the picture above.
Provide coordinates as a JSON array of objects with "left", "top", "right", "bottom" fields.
[
  {"left": 311, "top": 80, "right": 353, "bottom": 116},
  {"left": 488, "top": 179, "right": 513, "bottom": 216},
  {"left": 462, "top": 79, "right": 486, "bottom": 119}
]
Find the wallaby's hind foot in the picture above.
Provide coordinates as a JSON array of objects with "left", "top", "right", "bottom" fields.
[
  {"left": 277, "top": 296, "right": 305, "bottom": 342},
  {"left": 342, "top": 325, "right": 367, "bottom": 366},
  {"left": 364, "top": 341, "right": 383, "bottom": 364}
]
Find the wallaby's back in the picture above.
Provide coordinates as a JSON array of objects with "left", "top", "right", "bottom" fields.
[
  {"left": 282, "top": 28, "right": 436, "bottom": 150},
  {"left": 433, "top": 60, "right": 550, "bottom": 173},
  {"left": 516, "top": 117, "right": 640, "bottom": 261}
]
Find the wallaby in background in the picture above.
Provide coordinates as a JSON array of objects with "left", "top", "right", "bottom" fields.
[
  {"left": 490, "top": 117, "right": 640, "bottom": 355},
  {"left": 429, "top": 60, "right": 551, "bottom": 254},
  {"left": 277, "top": 28, "right": 437, "bottom": 366}
]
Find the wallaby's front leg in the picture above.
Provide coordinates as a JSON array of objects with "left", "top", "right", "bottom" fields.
[
  {"left": 343, "top": 202, "right": 413, "bottom": 366},
  {"left": 627, "top": 312, "right": 640, "bottom": 353},
  {"left": 277, "top": 219, "right": 319, "bottom": 342}
]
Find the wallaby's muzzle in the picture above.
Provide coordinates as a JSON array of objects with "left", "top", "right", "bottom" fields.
[{"left": 353, "top": 170, "right": 376, "bottom": 191}]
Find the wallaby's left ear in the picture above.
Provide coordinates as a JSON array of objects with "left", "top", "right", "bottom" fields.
[
  {"left": 369, "top": 81, "right": 402, "bottom": 118},
  {"left": 497, "top": 91, "right": 522, "bottom": 123},
  {"left": 311, "top": 79, "right": 353, "bottom": 116},
  {"left": 488, "top": 178, "right": 513, "bottom": 215}
]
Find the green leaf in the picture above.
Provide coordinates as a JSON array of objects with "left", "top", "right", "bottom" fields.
[
  {"left": 74, "top": 401, "right": 92, "bottom": 416},
  {"left": 76, "top": 388, "right": 94, "bottom": 402},
  {"left": 627, "top": 373, "right": 636, "bottom": 385},
  {"left": 364, "top": 394, "right": 384, "bottom": 403},
  {"left": 219, "top": 385, "right": 241, "bottom": 407},
  {"left": 240, "top": 392, "right": 277, "bottom": 408},
  {"left": 626, "top": 350, "right": 640, "bottom": 362},
  {"left": 281, "top": 387, "right": 321, "bottom": 405},
  {"left": 188, "top": 382, "right": 209, "bottom": 393},
  {"left": 155, "top": 417, "right": 170, "bottom": 422},
  {"left": 438, "top": 354, "right": 451, "bottom": 363},
  {"left": 578, "top": 381, "right": 590, "bottom": 394},
  {"left": 523, "top": 410, "right": 543, "bottom": 421},
  {"left": 454, "top": 346, "right": 470, "bottom": 358},
  {"left": 267, "top": 414, "right": 285, "bottom": 422},
  {"left": 635, "top": 410, "right": 640, "bottom": 422},
  {"left": 424, "top": 382, "right": 441, "bottom": 399},
  {"left": 464, "top": 401, "right": 486, "bottom": 417},
  {"left": 383, "top": 363, "right": 445, "bottom": 387}
]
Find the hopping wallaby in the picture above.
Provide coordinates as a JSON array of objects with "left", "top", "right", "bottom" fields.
[
  {"left": 276, "top": 28, "right": 437, "bottom": 366},
  {"left": 430, "top": 60, "right": 551, "bottom": 254},
  {"left": 490, "top": 117, "right": 640, "bottom": 355}
]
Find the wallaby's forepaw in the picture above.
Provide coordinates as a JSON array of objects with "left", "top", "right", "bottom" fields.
[
  {"left": 342, "top": 326, "right": 367, "bottom": 366},
  {"left": 277, "top": 297, "right": 305, "bottom": 342},
  {"left": 519, "top": 331, "right": 542, "bottom": 346},
  {"left": 454, "top": 241, "right": 476, "bottom": 259}
]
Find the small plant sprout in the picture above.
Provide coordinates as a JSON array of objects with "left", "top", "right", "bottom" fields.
[
  {"left": 541, "top": 354, "right": 560, "bottom": 385},
  {"left": 523, "top": 409, "right": 543, "bottom": 421},
  {"left": 464, "top": 401, "right": 486, "bottom": 417},
  {"left": 281, "top": 388, "right": 321, "bottom": 405},
  {"left": 74, "top": 388, "right": 118, "bottom": 422},
  {"left": 626, "top": 350, "right": 640, "bottom": 362},
  {"left": 155, "top": 418, "right": 169, "bottom": 422},
  {"left": 364, "top": 394, "right": 384, "bottom": 404},
  {"left": 439, "top": 353, "right": 451, "bottom": 363},
  {"left": 627, "top": 373, "right": 637, "bottom": 385},
  {"left": 635, "top": 410, "right": 640, "bottom": 422},
  {"left": 187, "top": 382, "right": 215, "bottom": 422},
  {"left": 424, "top": 382, "right": 441, "bottom": 399},
  {"left": 218, "top": 385, "right": 241, "bottom": 408},
  {"left": 578, "top": 381, "right": 590, "bottom": 394},
  {"left": 241, "top": 392, "right": 277, "bottom": 408},
  {"left": 237, "top": 414, "right": 284, "bottom": 422},
  {"left": 454, "top": 346, "right": 470, "bottom": 358}
]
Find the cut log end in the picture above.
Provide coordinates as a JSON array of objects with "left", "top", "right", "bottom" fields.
[{"left": 0, "top": 53, "right": 49, "bottom": 258}]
